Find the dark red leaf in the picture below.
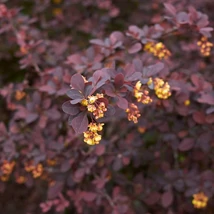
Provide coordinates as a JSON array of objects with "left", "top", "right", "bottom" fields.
[
  {"left": 197, "top": 92, "right": 214, "bottom": 105},
  {"left": 61, "top": 160, "right": 71, "bottom": 172},
  {"left": 143, "top": 62, "right": 164, "bottom": 77},
  {"left": 178, "top": 138, "right": 194, "bottom": 151},
  {"left": 116, "top": 96, "right": 128, "bottom": 110},
  {"left": 66, "top": 89, "right": 84, "bottom": 100},
  {"left": 128, "top": 43, "right": 142, "bottom": 54},
  {"left": 26, "top": 113, "right": 39, "bottom": 124},
  {"left": 70, "top": 74, "right": 85, "bottom": 91},
  {"left": 71, "top": 112, "right": 88, "bottom": 134},
  {"left": 144, "top": 192, "right": 160, "bottom": 205},
  {"left": 192, "top": 111, "right": 206, "bottom": 124},
  {"left": 62, "top": 101, "right": 80, "bottom": 115},
  {"left": 95, "top": 144, "right": 105, "bottom": 156},
  {"left": 39, "top": 85, "right": 56, "bottom": 94},
  {"left": 48, "top": 182, "right": 63, "bottom": 200},
  {"left": 161, "top": 191, "right": 173, "bottom": 208},
  {"left": 114, "top": 73, "right": 124, "bottom": 88},
  {"left": 82, "top": 192, "right": 97, "bottom": 202}
]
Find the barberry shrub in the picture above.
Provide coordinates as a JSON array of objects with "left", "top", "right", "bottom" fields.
[{"left": 0, "top": 0, "right": 214, "bottom": 214}]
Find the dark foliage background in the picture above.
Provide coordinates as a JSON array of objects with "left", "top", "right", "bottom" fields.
[{"left": 0, "top": 0, "right": 214, "bottom": 214}]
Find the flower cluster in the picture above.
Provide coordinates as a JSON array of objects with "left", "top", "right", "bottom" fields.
[
  {"left": 25, "top": 162, "right": 44, "bottom": 178},
  {"left": 153, "top": 78, "right": 171, "bottom": 99},
  {"left": 0, "top": 160, "right": 16, "bottom": 182},
  {"left": 144, "top": 42, "right": 171, "bottom": 59},
  {"left": 15, "top": 90, "right": 26, "bottom": 101},
  {"left": 197, "top": 37, "right": 213, "bottom": 57},
  {"left": 83, "top": 123, "right": 104, "bottom": 145},
  {"left": 126, "top": 103, "right": 141, "bottom": 123},
  {"left": 133, "top": 81, "right": 152, "bottom": 104},
  {"left": 192, "top": 192, "right": 208, "bottom": 209},
  {"left": 81, "top": 93, "right": 107, "bottom": 119}
]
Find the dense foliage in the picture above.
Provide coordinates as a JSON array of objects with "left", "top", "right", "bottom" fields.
[{"left": 0, "top": 0, "right": 214, "bottom": 213}]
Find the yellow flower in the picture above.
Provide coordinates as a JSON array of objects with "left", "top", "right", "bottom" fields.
[
  {"left": 197, "top": 37, "right": 213, "bottom": 57},
  {"left": 144, "top": 42, "right": 171, "bottom": 59},
  {"left": 192, "top": 192, "right": 208, "bottom": 209},
  {"left": 184, "top": 99, "right": 190, "bottom": 106},
  {"left": 81, "top": 93, "right": 107, "bottom": 119},
  {"left": 154, "top": 78, "right": 171, "bottom": 99},
  {"left": 81, "top": 99, "right": 88, "bottom": 106},
  {"left": 126, "top": 103, "right": 141, "bottom": 123},
  {"left": 133, "top": 81, "right": 152, "bottom": 104},
  {"left": 15, "top": 90, "right": 26, "bottom": 101},
  {"left": 83, "top": 123, "right": 104, "bottom": 145},
  {"left": 1, "top": 160, "right": 16, "bottom": 175},
  {"left": 32, "top": 163, "right": 44, "bottom": 178}
]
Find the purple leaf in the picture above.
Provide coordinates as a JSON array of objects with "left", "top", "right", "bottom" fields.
[
  {"left": 161, "top": 191, "right": 173, "bottom": 208},
  {"left": 62, "top": 101, "right": 80, "bottom": 115},
  {"left": 66, "top": 89, "right": 84, "bottom": 100},
  {"left": 164, "top": 3, "right": 176, "bottom": 16},
  {"left": 95, "top": 144, "right": 105, "bottom": 156},
  {"left": 26, "top": 113, "right": 39, "bottom": 124},
  {"left": 66, "top": 53, "right": 81, "bottom": 64},
  {"left": 199, "top": 27, "right": 213, "bottom": 37},
  {"left": 90, "top": 39, "right": 105, "bottom": 46},
  {"left": 82, "top": 192, "right": 97, "bottom": 202},
  {"left": 176, "top": 12, "right": 189, "bottom": 24},
  {"left": 128, "top": 43, "right": 142, "bottom": 54},
  {"left": 117, "top": 96, "right": 128, "bottom": 110},
  {"left": 70, "top": 74, "right": 85, "bottom": 91},
  {"left": 71, "top": 112, "right": 88, "bottom": 134},
  {"left": 178, "top": 138, "right": 194, "bottom": 151},
  {"left": 192, "top": 111, "right": 206, "bottom": 124},
  {"left": 144, "top": 192, "right": 160, "bottom": 205},
  {"left": 47, "top": 182, "right": 63, "bottom": 200},
  {"left": 143, "top": 62, "right": 164, "bottom": 77},
  {"left": 110, "top": 31, "right": 124, "bottom": 44},
  {"left": 114, "top": 73, "right": 124, "bottom": 88},
  {"left": 197, "top": 92, "right": 214, "bottom": 105},
  {"left": 61, "top": 160, "right": 71, "bottom": 172},
  {"left": 39, "top": 85, "right": 56, "bottom": 94}
]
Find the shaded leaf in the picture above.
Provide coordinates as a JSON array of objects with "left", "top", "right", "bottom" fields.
[
  {"left": 48, "top": 182, "right": 63, "bottom": 200},
  {"left": 26, "top": 113, "right": 39, "bottom": 124},
  {"left": 62, "top": 101, "right": 80, "bottom": 115},
  {"left": 71, "top": 112, "right": 88, "bottom": 134},
  {"left": 161, "top": 191, "right": 173, "bottom": 208},
  {"left": 66, "top": 89, "right": 84, "bottom": 100},
  {"left": 82, "top": 192, "right": 97, "bottom": 202},
  {"left": 117, "top": 96, "right": 128, "bottom": 110},
  {"left": 178, "top": 138, "right": 194, "bottom": 151},
  {"left": 95, "top": 144, "right": 105, "bottom": 156},
  {"left": 193, "top": 111, "right": 206, "bottom": 124},
  {"left": 197, "top": 92, "right": 214, "bottom": 105},
  {"left": 143, "top": 62, "right": 164, "bottom": 77},
  {"left": 144, "top": 192, "right": 160, "bottom": 205}
]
